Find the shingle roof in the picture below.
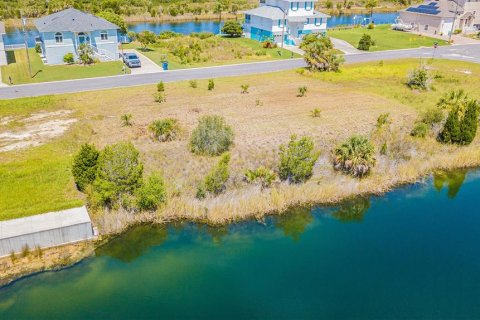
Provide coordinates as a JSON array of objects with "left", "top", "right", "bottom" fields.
[
  {"left": 34, "top": 8, "right": 119, "bottom": 33},
  {"left": 243, "top": 6, "right": 285, "bottom": 19}
]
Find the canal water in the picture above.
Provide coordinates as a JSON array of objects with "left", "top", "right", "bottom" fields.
[
  {"left": 1, "top": 169, "right": 479, "bottom": 319},
  {"left": 3, "top": 12, "right": 398, "bottom": 47}
]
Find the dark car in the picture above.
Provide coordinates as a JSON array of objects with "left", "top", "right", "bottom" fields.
[{"left": 123, "top": 53, "right": 141, "bottom": 68}]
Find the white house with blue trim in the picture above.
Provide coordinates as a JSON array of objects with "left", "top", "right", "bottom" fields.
[
  {"left": 34, "top": 8, "right": 121, "bottom": 65},
  {"left": 243, "top": 0, "right": 329, "bottom": 45},
  {"left": 0, "top": 21, "right": 7, "bottom": 66}
]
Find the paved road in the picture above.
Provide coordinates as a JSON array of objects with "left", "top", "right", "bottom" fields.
[{"left": 1, "top": 44, "right": 479, "bottom": 99}]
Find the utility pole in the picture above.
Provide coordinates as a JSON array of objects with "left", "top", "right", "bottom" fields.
[
  {"left": 448, "top": 0, "right": 460, "bottom": 43},
  {"left": 21, "top": 14, "right": 32, "bottom": 78},
  {"left": 281, "top": 10, "right": 286, "bottom": 49}
]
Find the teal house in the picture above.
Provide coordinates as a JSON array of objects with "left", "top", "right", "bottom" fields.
[{"left": 34, "top": 8, "right": 121, "bottom": 65}]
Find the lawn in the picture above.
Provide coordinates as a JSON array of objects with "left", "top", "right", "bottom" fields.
[
  {"left": 123, "top": 36, "right": 300, "bottom": 70},
  {"left": 328, "top": 25, "right": 449, "bottom": 51},
  {"left": 1, "top": 59, "right": 479, "bottom": 223},
  {"left": 1, "top": 49, "right": 127, "bottom": 85}
]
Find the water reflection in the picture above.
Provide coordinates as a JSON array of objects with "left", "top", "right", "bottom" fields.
[
  {"left": 332, "top": 197, "right": 371, "bottom": 223},
  {"left": 433, "top": 169, "right": 468, "bottom": 199},
  {"left": 274, "top": 207, "right": 314, "bottom": 242},
  {"left": 96, "top": 225, "right": 168, "bottom": 263}
]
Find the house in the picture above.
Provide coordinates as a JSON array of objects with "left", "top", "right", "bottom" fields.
[
  {"left": 243, "top": 0, "right": 329, "bottom": 45},
  {"left": 399, "top": 0, "right": 480, "bottom": 36},
  {"left": 34, "top": 8, "right": 121, "bottom": 65},
  {"left": 0, "top": 22, "right": 7, "bottom": 66}
]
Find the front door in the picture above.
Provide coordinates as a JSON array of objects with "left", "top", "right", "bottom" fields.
[{"left": 78, "top": 33, "right": 87, "bottom": 44}]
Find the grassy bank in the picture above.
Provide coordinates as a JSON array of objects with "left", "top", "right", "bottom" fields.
[
  {"left": 328, "top": 25, "right": 449, "bottom": 51},
  {"left": 0, "top": 59, "right": 479, "bottom": 230},
  {"left": 1, "top": 49, "right": 127, "bottom": 85},
  {"left": 123, "top": 36, "right": 299, "bottom": 70}
]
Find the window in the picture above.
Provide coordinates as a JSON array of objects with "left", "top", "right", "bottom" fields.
[
  {"left": 305, "top": 1, "right": 313, "bottom": 10},
  {"left": 55, "top": 32, "right": 63, "bottom": 43},
  {"left": 424, "top": 25, "right": 429, "bottom": 30},
  {"left": 314, "top": 18, "right": 321, "bottom": 26},
  {"left": 278, "top": 19, "right": 286, "bottom": 27},
  {"left": 304, "top": 18, "right": 309, "bottom": 25},
  {"left": 290, "top": 2, "right": 299, "bottom": 11},
  {"left": 100, "top": 30, "right": 108, "bottom": 40},
  {"left": 245, "top": 14, "right": 251, "bottom": 23}
]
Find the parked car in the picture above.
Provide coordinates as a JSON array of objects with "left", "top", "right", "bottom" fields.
[{"left": 123, "top": 53, "right": 141, "bottom": 68}]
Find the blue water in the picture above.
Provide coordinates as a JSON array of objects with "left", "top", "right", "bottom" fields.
[
  {"left": 3, "top": 12, "right": 398, "bottom": 47},
  {"left": 1, "top": 169, "right": 480, "bottom": 319}
]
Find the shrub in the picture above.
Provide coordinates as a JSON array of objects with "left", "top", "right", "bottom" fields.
[
  {"left": 153, "top": 92, "right": 166, "bottom": 103},
  {"left": 310, "top": 108, "right": 322, "bottom": 118},
  {"left": 121, "top": 113, "right": 133, "bottom": 126},
  {"left": 256, "top": 99, "right": 263, "bottom": 107},
  {"left": 78, "top": 43, "right": 94, "bottom": 65},
  {"left": 300, "top": 35, "right": 344, "bottom": 72},
  {"left": 221, "top": 21, "right": 243, "bottom": 37},
  {"left": 367, "top": 22, "right": 375, "bottom": 29},
  {"left": 208, "top": 79, "right": 215, "bottom": 91},
  {"left": 422, "top": 107, "right": 444, "bottom": 125},
  {"left": 127, "top": 31, "right": 137, "bottom": 41},
  {"left": 72, "top": 143, "right": 100, "bottom": 192},
  {"left": 325, "top": 0, "right": 333, "bottom": 9},
  {"left": 297, "top": 86, "right": 308, "bottom": 97},
  {"left": 196, "top": 153, "right": 231, "bottom": 199},
  {"left": 333, "top": 135, "right": 376, "bottom": 177},
  {"left": 157, "top": 31, "right": 180, "bottom": 39},
  {"left": 63, "top": 52, "right": 74, "bottom": 64},
  {"left": 240, "top": 84, "right": 249, "bottom": 94},
  {"left": 137, "top": 30, "right": 157, "bottom": 50},
  {"left": 380, "top": 142, "right": 387, "bottom": 155},
  {"left": 136, "top": 173, "right": 167, "bottom": 211},
  {"left": 376, "top": 113, "right": 390, "bottom": 130},
  {"left": 278, "top": 135, "right": 319, "bottom": 184},
  {"left": 189, "top": 80, "right": 198, "bottom": 88},
  {"left": 411, "top": 122, "right": 429, "bottom": 138},
  {"left": 358, "top": 33, "right": 375, "bottom": 51},
  {"left": 157, "top": 81, "right": 165, "bottom": 92},
  {"left": 35, "top": 43, "right": 42, "bottom": 53},
  {"left": 149, "top": 118, "right": 180, "bottom": 142},
  {"left": 21, "top": 244, "right": 30, "bottom": 258},
  {"left": 191, "top": 32, "right": 215, "bottom": 39},
  {"left": 93, "top": 142, "right": 144, "bottom": 206},
  {"left": 407, "top": 65, "right": 430, "bottom": 90},
  {"left": 440, "top": 99, "right": 479, "bottom": 145},
  {"left": 189, "top": 115, "right": 234, "bottom": 156},
  {"left": 245, "top": 166, "right": 276, "bottom": 188}
]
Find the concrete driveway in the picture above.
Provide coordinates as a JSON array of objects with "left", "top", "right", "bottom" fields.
[{"left": 123, "top": 49, "right": 163, "bottom": 74}]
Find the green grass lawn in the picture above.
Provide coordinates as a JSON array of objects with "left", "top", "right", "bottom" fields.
[
  {"left": 123, "top": 36, "right": 300, "bottom": 70},
  {"left": 1, "top": 49, "right": 128, "bottom": 85},
  {"left": 328, "top": 25, "right": 449, "bottom": 51}
]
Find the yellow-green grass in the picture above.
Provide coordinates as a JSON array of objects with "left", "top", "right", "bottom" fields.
[
  {"left": 328, "top": 25, "right": 449, "bottom": 51},
  {"left": 1, "top": 49, "right": 128, "bottom": 85},
  {"left": 1, "top": 59, "right": 479, "bottom": 224},
  {"left": 123, "top": 36, "right": 300, "bottom": 70}
]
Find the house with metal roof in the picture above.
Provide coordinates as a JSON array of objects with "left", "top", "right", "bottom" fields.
[
  {"left": 399, "top": 0, "right": 480, "bottom": 36},
  {"left": 34, "top": 8, "right": 121, "bottom": 65},
  {"left": 0, "top": 21, "right": 7, "bottom": 66},
  {"left": 243, "top": 0, "right": 329, "bottom": 46}
]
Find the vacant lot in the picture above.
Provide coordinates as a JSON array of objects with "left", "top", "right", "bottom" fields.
[
  {"left": 328, "top": 25, "right": 449, "bottom": 51},
  {"left": 1, "top": 59, "right": 479, "bottom": 225},
  {"left": 1, "top": 49, "right": 127, "bottom": 84}
]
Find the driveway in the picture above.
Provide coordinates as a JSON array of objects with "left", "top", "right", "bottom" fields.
[
  {"left": 124, "top": 49, "right": 163, "bottom": 75},
  {"left": 331, "top": 37, "right": 362, "bottom": 54},
  {"left": 1, "top": 43, "right": 480, "bottom": 99}
]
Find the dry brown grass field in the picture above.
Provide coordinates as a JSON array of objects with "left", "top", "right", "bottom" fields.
[{"left": 1, "top": 58, "right": 479, "bottom": 232}]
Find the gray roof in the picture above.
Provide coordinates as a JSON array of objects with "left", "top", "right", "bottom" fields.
[
  {"left": 243, "top": 6, "right": 285, "bottom": 19},
  {"left": 0, "top": 21, "right": 5, "bottom": 34},
  {"left": 34, "top": 8, "right": 119, "bottom": 33}
]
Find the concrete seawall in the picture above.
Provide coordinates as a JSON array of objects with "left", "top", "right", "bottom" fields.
[{"left": 0, "top": 206, "right": 94, "bottom": 257}]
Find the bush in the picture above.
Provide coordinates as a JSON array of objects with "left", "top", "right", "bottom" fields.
[
  {"left": 376, "top": 113, "right": 390, "bottom": 130},
  {"left": 137, "top": 30, "right": 157, "bottom": 50},
  {"left": 240, "top": 84, "right": 249, "bottom": 94},
  {"left": 358, "top": 33, "right": 375, "bottom": 51},
  {"left": 189, "top": 80, "right": 198, "bottom": 88},
  {"left": 196, "top": 153, "right": 231, "bottom": 199},
  {"left": 422, "top": 107, "right": 444, "bottom": 125},
  {"left": 325, "top": 0, "right": 333, "bottom": 9},
  {"left": 121, "top": 113, "right": 133, "bottom": 126},
  {"left": 278, "top": 135, "right": 319, "bottom": 184},
  {"left": 208, "top": 79, "right": 215, "bottom": 91},
  {"left": 245, "top": 167, "right": 276, "bottom": 188},
  {"left": 149, "top": 118, "right": 180, "bottom": 142},
  {"left": 410, "top": 122, "right": 429, "bottom": 138},
  {"left": 440, "top": 99, "right": 479, "bottom": 145},
  {"left": 72, "top": 143, "right": 99, "bottom": 192},
  {"left": 297, "top": 86, "right": 308, "bottom": 97},
  {"left": 157, "top": 31, "right": 181, "bottom": 40},
  {"left": 221, "top": 21, "right": 243, "bottom": 37},
  {"left": 35, "top": 43, "right": 42, "bottom": 53},
  {"left": 310, "top": 108, "right": 322, "bottom": 118},
  {"left": 367, "top": 22, "right": 375, "bottom": 29},
  {"left": 333, "top": 135, "right": 376, "bottom": 177},
  {"left": 407, "top": 65, "right": 430, "bottom": 90},
  {"left": 153, "top": 92, "right": 166, "bottom": 103},
  {"left": 300, "top": 35, "right": 344, "bottom": 72},
  {"left": 63, "top": 52, "right": 74, "bottom": 64},
  {"left": 78, "top": 43, "right": 94, "bottom": 65},
  {"left": 191, "top": 32, "right": 215, "bottom": 39},
  {"left": 157, "top": 81, "right": 165, "bottom": 92},
  {"left": 136, "top": 173, "right": 167, "bottom": 211},
  {"left": 189, "top": 115, "right": 234, "bottom": 156},
  {"left": 93, "top": 142, "right": 144, "bottom": 206}
]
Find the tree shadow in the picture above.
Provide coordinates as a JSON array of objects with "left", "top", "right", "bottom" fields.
[
  {"left": 332, "top": 197, "right": 371, "bottom": 223},
  {"left": 274, "top": 206, "right": 314, "bottom": 242},
  {"left": 433, "top": 169, "right": 468, "bottom": 199}
]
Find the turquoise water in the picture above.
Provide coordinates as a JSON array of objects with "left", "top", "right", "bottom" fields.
[{"left": 1, "top": 169, "right": 480, "bottom": 319}]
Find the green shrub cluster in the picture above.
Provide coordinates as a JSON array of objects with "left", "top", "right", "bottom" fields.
[
  {"left": 333, "top": 135, "right": 376, "bottom": 177},
  {"left": 72, "top": 143, "right": 100, "bottom": 192},
  {"left": 245, "top": 167, "right": 276, "bottom": 188},
  {"left": 149, "top": 118, "right": 180, "bottom": 142},
  {"left": 278, "top": 135, "right": 319, "bottom": 184},
  {"left": 357, "top": 33, "right": 375, "bottom": 51},
  {"left": 189, "top": 115, "right": 234, "bottom": 156},
  {"left": 196, "top": 153, "right": 231, "bottom": 199},
  {"left": 136, "top": 173, "right": 167, "bottom": 211},
  {"left": 407, "top": 65, "right": 430, "bottom": 90},
  {"left": 221, "top": 21, "right": 243, "bottom": 37},
  {"left": 376, "top": 113, "right": 390, "bottom": 130},
  {"left": 440, "top": 99, "right": 479, "bottom": 145},
  {"left": 410, "top": 122, "right": 429, "bottom": 138},
  {"left": 63, "top": 53, "right": 75, "bottom": 64}
]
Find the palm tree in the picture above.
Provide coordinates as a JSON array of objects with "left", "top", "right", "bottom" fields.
[{"left": 333, "top": 135, "right": 376, "bottom": 177}]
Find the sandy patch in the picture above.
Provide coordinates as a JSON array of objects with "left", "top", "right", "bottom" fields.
[{"left": 0, "top": 110, "right": 77, "bottom": 152}]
